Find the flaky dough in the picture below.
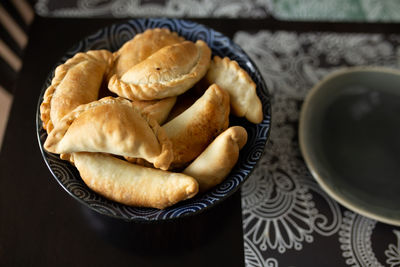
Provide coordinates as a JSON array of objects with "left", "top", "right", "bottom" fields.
[
  {"left": 183, "top": 126, "right": 247, "bottom": 192},
  {"left": 110, "top": 28, "right": 185, "bottom": 79},
  {"left": 40, "top": 50, "right": 113, "bottom": 133},
  {"left": 206, "top": 56, "right": 263, "bottom": 124},
  {"left": 162, "top": 84, "right": 230, "bottom": 169},
  {"left": 131, "top": 96, "right": 176, "bottom": 125},
  {"left": 74, "top": 152, "right": 198, "bottom": 209},
  {"left": 108, "top": 40, "right": 211, "bottom": 100},
  {"left": 44, "top": 97, "right": 173, "bottom": 170}
]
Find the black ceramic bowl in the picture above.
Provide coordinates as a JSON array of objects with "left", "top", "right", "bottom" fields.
[{"left": 36, "top": 18, "right": 271, "bottom": 221}]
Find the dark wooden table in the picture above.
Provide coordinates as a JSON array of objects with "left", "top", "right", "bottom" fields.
[
  {"left": 0, "top": 16, "right": 248, "bottom": 267},
  {"left": 1, "top": 16, "right": 400, "bottom": 266}
]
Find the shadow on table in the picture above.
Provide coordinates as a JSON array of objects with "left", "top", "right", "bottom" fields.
[{"left": 79, "top": 191, "right": 242, "bottom": 257}]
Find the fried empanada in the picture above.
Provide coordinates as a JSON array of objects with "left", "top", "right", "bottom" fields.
[
  {"left": 205, "top": 56, "right": 263, "bottom": 124},
  {"left": 108, "top": 40, "right": 211, "bottom": 100},
  {"left": 162, "top": 84, "right": 230, "bottom": 169},
  {"left": 165, "top": 84, "right": 205, "bottom": 122},
  {"left": 73, "top": 152, "right": 198, "bottom": 209},
  {"left": 40, "top": 50, "right": 113, "bottom": 133},
  {"left": 131, "top": 96, "right": 176, "bottom": 125},
  {"left": 110, "top": 28, "right": 185, "bottom": 79},
  {"left": 183, "top": 126, "right": 247, "bottom": 192},
  {"left": 44, "top": 97, "right": 173, "bottom": 170}
]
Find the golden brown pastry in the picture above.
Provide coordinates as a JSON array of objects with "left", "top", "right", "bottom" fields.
[
  {"left": 162, "top": 84, "right": 230, "bottom": 169},
  {"left": 108, "top": 40, "right": 211, "bottom": 100},
  {"left": 40, "top": 49, "right": 113, "bottom": 133},
  {"left": 110, "top": 28, "right": 185, "bottom": 79},
  {"left": 205, "top": 56, "right": 263, "bottom": 124},
  {"left": 131, "top": 96, "right": 176, "bottom": 125},
  {"left": 73, "top": 152, "right": 198, "bottom": 209},
  {"left": 44, "top": 97, "right": 173, "bottom": 170},
  {"left": 165, "top": 84, "right": 205, "bottom": 122},
  {"left": 183, "top": 126, "right": 248, "bottom": 192}
]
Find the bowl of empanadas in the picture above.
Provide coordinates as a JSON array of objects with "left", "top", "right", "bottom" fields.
[{"left": 36, "top": 18, "right": 271, "bottom": 221}]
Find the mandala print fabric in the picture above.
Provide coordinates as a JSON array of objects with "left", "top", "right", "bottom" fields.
[
  {"left": 35, "top": 0, "right": 400, "bottom": 22},
  {"left": 35, "top": 0, "right": 272, "bottom": 18},
  {"left": 235, "top": 30, "right": 400, "bottom": 266}
]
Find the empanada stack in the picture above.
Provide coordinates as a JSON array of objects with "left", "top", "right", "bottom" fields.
[{"left": 40, "top": 28, "right": 263, "bottom": 209}]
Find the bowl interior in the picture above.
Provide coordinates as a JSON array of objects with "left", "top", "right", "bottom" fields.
[
  {"left": 300, "top": 67, "right": 400, "bottom": 225},
  {"left": 36, "top": 18, "right": 271, "bottom": 221}
]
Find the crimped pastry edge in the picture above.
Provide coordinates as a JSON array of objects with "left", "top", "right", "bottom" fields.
[
  {"left": 44, "top": 96, "right": 173, "bottom": 170},
  {"left": 40, "top": 50, "right": 113, "bottom": 133},
  {"left": 108, "top": 40, "right": 211, "bottom": 100}
]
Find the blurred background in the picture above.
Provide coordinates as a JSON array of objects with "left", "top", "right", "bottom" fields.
[
  {"left": 0, "top": 0, "right": 34, "bottom": 150},
  {"left": 1, "top": 0, "right": 400, "bottom": 149}
]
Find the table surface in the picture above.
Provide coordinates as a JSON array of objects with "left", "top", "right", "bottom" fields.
[{"left": 1, "top": 16, "right": 400, "bottom": 266}]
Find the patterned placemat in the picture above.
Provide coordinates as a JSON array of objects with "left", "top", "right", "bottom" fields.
[
  {"left": 34, "top": 0, "right": 272, "bottom": 19},
  {"left": 234, "top": 30, "right": 400, "bottom": 266},
  {"left": 35, "top": 0, "right": 400, "bottom": 22},
  {"left": 272, "top": 0, "right": 400, "bottom": 22}
]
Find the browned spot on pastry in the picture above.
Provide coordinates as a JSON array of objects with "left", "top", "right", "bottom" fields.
[{"left": 162, "top": 84, "right": 230, "bottom": 169}]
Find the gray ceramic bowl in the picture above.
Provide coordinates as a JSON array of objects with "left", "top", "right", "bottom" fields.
[{"left": 299, "top": 66, "right": 400, "bottom": 226}]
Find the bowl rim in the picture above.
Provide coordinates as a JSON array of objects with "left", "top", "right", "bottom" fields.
[{"left": 299, "top": 65, "right": 400, "bottom": 226}]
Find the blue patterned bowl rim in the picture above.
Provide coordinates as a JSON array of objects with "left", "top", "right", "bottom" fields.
[{"left": 36, "top": 18, "right": 271, "bottom": 222}]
